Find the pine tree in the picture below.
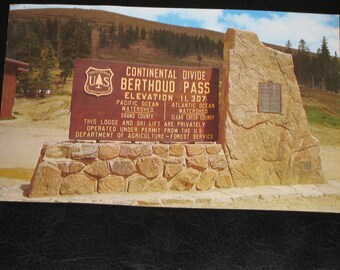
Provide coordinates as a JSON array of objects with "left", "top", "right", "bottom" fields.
[
  {"left": 59, "top": 19, "right": 91, "bottom": 83},
  {"left": 318, "top": 36, "right": 332, "bottom": 90},
  {"left": 109, "top": 23, "right": 116, "bottom": 44},
  {"left": 99, "top": 28, "right": 110, "bottom": 49},
  {"left": 285, "top": 40, "right": 292, "bottom": 53},
  {"left": 197, "top": 50, "right": 203, "bottom": 66},
  {"left": 140, "top": 28, "right": 146, "bottom": 40},
  {"left": 294, "top": 39, "right": 311, "bottom": 85},
  {"left": 15, "top": 30, "right": 42, "bottom": 97},
  {"left": 135, "top": 26, "right": 139, "bottom": 40},
  {"left": 330, "top": 52, "right": 340, "bottom": 92},
  {"left": 39, "top": 42, "right": 58, "bottom": 90}
]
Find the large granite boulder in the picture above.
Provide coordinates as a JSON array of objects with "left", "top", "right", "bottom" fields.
[{"left": 219, "top": 28, "right": 324, "bottom": 186}]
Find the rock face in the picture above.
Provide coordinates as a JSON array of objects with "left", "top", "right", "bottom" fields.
[
  {"left": 60, "top": 173, "right": 97, "bottom": 195},
  {"left": 196, "top": 170, "right": 217, "bottom": 191},
  {"left": 28, "top": 162, "right": 62, "bottom": 197},
  {"left": 219, "top": 28, "right": 324, "bottom": 186},
  {"left": 170, "top": 168, "right": 200, "bottom": 191},
  {"left": 136, "top": 157, "right": 163, "bottom": 178},
  {"left": 98, "top": 175, "right": 125, "bottom": 193}
]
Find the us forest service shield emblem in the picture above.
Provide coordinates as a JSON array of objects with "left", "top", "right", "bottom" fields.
[{"left": 84, "top": 67, "right": 114, "bottom": 97}]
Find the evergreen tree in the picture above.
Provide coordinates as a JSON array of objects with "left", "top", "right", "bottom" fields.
[
  {"left": 39, "top": 42, "right": 58, "bottom": 90},
  {"left": 99, "top": 28, "right": 110, "bottom": 49},
  {"left": 28, "top": 19, "right": 45, "bottom": 47},
  {"left": 15, "top": 30, "right": 42, "bottom": 97},
  {"left": 59, "top": 19, "right": 91, "bottom": 83},
  {"left": 47, "top": 18, "right": 59, "bottom": 50},
  {"left": 140, "top": 28, "right": 146, "bottom": 40},
  {"left": 118, "top": 23, "right": 130, "bottom": 49},
  {"left": 118, "top": 23, "right": 124, "bottom": 41},
  {"left": 294, "top": 39, "right": 311, "bottom": 85},
  {"left": 318, "top": 36, "right": 332, "bottom": 90},
  {"left": 135, "top": 26, "right": 139, "bottom": 40},
  {"left": 109, "top": 23, "right": 116, "bottom": 44},
  {"left": 285, "top": 40, "right": 292, "bottom": 53},
  {"left": 329, "top": 52, "right": 340, "bottom": 92},
  {"left": 16, "top": 30, "right": 41, "bottom": 65},
  {"left": 126, "top": 25, "right": 135, "bottom": 44},
  {"left": 197, "top": 50, "right": 203, "bottom": 66}
]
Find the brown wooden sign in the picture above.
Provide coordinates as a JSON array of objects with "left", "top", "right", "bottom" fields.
[{"left": 69, "top": 59, "right": 219, "bottom": 142}]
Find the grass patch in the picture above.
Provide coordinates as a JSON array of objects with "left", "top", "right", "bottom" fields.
[
  {"left": 305, "top": 106, "right": 340, "bottom": 129},
  {"left": 0, "top": 168, "right": 34, "bottom": 181}
]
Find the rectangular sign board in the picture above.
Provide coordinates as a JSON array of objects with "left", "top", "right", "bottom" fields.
[{"left": 69, "top": 59, "right": 219, "bottom": 142}]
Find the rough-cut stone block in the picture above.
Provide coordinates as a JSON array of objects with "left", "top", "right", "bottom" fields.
[
  {"left": 145, "top": 177, "right": 168, "bottom": 192},
  {"left": 136, "top": 156, "right": 163, "bottom": 178},
  {"left": 166, "top": 157, "right": 184, "bottom": 164},
  {"left": 127, "top": 175, "right": 149, "bottom": 193},
  {"left": 119, "top": 144, "right": 152, "bottom": 158},
  {"left": 327, "top": 180, "right": 340, "bottom": 191},
  {"left": 209, "top": 191, "right": 234, "bottom": 204},
  {"left": 264, "top": 185, "right": 302, "bottom": 198},
  {"left": 71, "top": 143, "right": 98, "bottom": 159},
  {"left": 185, "top": 144, "right": 205, "bottom": 156},
  {"left": 164, "top": 164, "right": 183, "bottom": 179},
  {"left": 84, "top": 160, "right": 110, "bottom": 179},
  {"left": 194, "top": 197, "right": 213, "bottom": 204},
  {"left": 206, "top": 144, "right": 222, "bottom": 155},
  {"left": 169, "top": 144, "right": 184, "bottom": 157},
  {"left": 290, "top": 184, "right": 324, "bottom": 198},
  {"left": 187, "top": 155, "right": 208, "bottom": 170},
  {"left": 57, "top": 161, "right": 85, "bottom": 177},
  {"left": 60, "top": 173, "right": 97, "bottom": 195},
  {"left": 215, "top": 171, "right": 233, "bottom": 188},
  {"left": 162, "top": 194, "right": 195, "bottom": 205},
  {"left": 196, "top": 170, "right": 218, "bottom": 191},
  {"left": 209, "top": 155, "right": 228, "bottom": 170},
  {"left": 137, "top": 199, "right": 162, "bottom": 206},
  {"left": 98, "top": 175, "right": 125, "bottom": 193},
  {"left": 252, "top": 186, "right": 280, "bottom": 200},
  {"left": 45, "top": 145, "right": 70, "bottom": 159},
  {"left": 29, "top": 162, "right": 62, "bottom": 197},
  {"left": 98, "top": 144, "right": 119, "bottom": 160},
  {"left": 170, "top": 168, "right": 200, "bottom": 191},
  {"left": 109, "top": 159, "right": 136, "bottom": 176},
  {"left": 315, "top": 183, "right": 340, "bottom": 196},
  {"left": 221, "top": 187, "right": 260, "bottom": 201},
  {"left": 152, "top": 145, "right": 169, "bottom": 157}
]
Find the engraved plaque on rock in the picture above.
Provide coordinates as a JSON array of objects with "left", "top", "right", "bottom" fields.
[
  {"left": 69, "top": 59, "right": 219, "bottom": 142},
  {"left": 258, "top": 82, "right": 281, "bottom": 114}
]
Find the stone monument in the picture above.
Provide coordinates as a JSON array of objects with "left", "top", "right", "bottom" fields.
[
  {"left": 28, "top": 28, "right": 324, "bottom": 198},
  {"left": 219, "top": 28, "right": 324, "bottom": 186}
]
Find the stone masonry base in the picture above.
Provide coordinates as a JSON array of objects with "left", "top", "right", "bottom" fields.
[{"left": 29, "top": 142, "right": 233, "bottom": 197}]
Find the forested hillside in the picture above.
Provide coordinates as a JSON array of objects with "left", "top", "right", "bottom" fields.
[
  {"left": 288, "top": 39, "right": 339, "bottom": 92},
  {"left": 5, "top": 8, "right": 340, "bottom": 97}
]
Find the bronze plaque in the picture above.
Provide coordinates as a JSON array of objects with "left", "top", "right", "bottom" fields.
[
  {"left": 69, "top": 59, "right": 219, "bottom": 142},
  {"left": 258, "top": 82, "right": 281, "bottom": 114}
]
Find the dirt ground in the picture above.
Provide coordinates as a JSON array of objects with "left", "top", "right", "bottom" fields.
[{"left": 0, "top": 99, "right": 339, "bottom": 212}]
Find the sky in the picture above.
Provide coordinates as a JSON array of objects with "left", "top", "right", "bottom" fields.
[{"left": 10, "top": 4, "right": 340, "bottom": 56}]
